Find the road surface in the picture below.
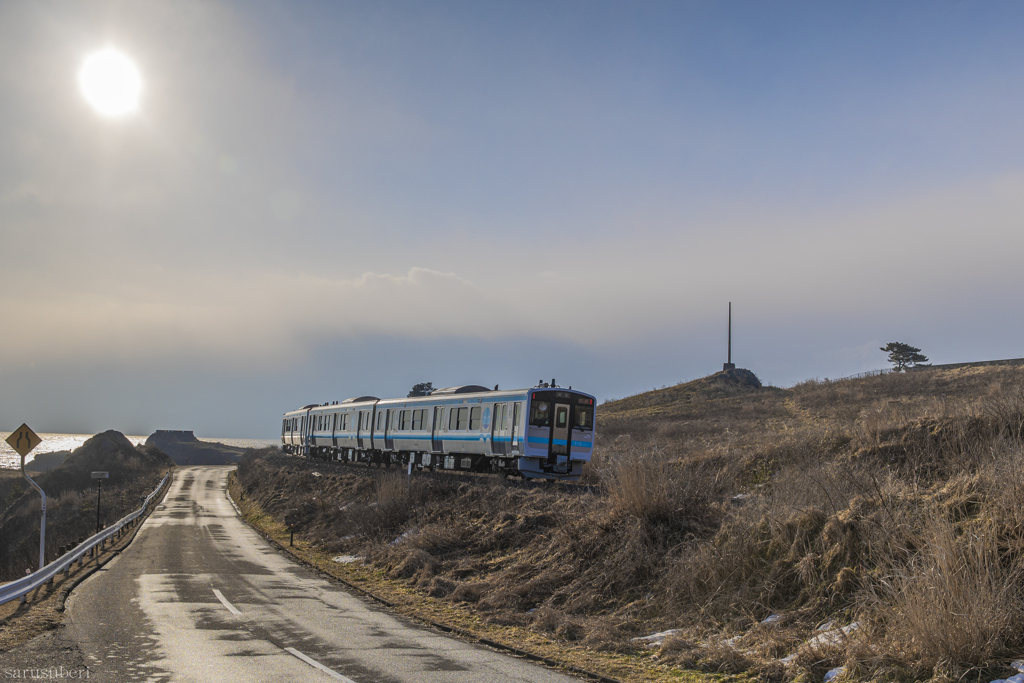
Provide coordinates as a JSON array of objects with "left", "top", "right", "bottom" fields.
[{"left": 63, "top": 466, "right": 579, "bottom": 683}]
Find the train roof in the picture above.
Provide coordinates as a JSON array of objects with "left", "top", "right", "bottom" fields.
[
  {"left": 284, "top": 386, "right": 595, "bottom": 416},
  {"left": 430, "top": 385, "right": 492, "bottom": 395}
]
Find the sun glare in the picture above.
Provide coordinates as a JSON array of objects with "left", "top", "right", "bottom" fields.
[{"left": 78, "top": 48, "right": 142, "bottom": 117}]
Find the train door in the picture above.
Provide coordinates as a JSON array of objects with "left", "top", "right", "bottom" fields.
[
  {"left": 550, "top": 402, "right": 570, "bottom": 472},
  {"left": 372, "top": 409, "right": 383, "bottom": 450},
  {"left": 491, "top": 403, "right": 506, "bottom": 455},
  {"left": 511, "top": 402, "right": 522, "bottom": 453},
  {"left": 302, "top": 412, "right": 311, "bottom": 455},
  {"left": 357, "top": 411, "right": 366, "bottom": 449},
  {"left": 431, "top": 406, "right": 444, "bottom": 452},
  {"left": 385, "top": 409, "right": 395, "bottom": 450},
  {"left": 331, "top": 413, "right": 338, "bottom": 449}
]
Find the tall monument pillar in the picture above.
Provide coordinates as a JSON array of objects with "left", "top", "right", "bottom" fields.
[{"left": 723, "top": 302, "right": 736, "bottom": 371}]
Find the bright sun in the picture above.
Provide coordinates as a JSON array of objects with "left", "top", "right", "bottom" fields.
[{"left": 78, "top": 48, "right": 142, "bottom": 117}]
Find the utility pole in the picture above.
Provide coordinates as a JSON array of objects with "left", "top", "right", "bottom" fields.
[
  {"left": 723, "top": 302, "right": 736, "bottom": 371},
  {"left": 92, "top": 472, "right": 109, "bottom": 533}
]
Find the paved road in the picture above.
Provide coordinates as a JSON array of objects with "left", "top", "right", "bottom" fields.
[{"left": 64, "top": 466, "right": 578, "bottom": 683}]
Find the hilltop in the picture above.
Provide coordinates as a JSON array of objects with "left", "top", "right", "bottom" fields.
[{"left": 230, "top": 365, "right": 1024, "bottom": 683}]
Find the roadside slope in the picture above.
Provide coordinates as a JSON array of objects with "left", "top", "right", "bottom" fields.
[{"left": 232, "top": 365, "right": 1024, "bottom": 683}]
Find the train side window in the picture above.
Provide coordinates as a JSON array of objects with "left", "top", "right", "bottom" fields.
[
  {"left": 376, "top": 412, "right": 383, "bottom": 430},
  {"left": 529, "top": 401, "right": 551, "bottom": 427},
  {"left": 449, "top": 409, "right": 457, "bottom": 430},
  {"left": 459, "top": 407, "right": 470, "bottom": 430},
  {"left": 412, "top": 410, "right": 423, "bottom": 430},
  {"left": 469, "top": 407, "right": 481, "bottom": 431}
]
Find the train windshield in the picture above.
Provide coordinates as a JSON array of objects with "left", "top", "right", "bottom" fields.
[
  {"left": 530, "top": 391, "right": 596, "bottom": 431},
  {"left": 574, "top": 403, "right": 594, "bottom": 431},
  {"left": 529, "top": 401, "right": 550, "bottom": 427}
]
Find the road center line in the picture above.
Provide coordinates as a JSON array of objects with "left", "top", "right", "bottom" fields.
[
  {"left": 212, "top": 588, "right": 242, "bottom": 615},
  {"left": 285, "top": 647, "right": 357, "bottom": 682}
]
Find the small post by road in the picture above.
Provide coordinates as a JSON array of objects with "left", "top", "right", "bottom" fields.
[
  {"left": 92, "top": 472, "right": 109, "bottom": 533},
  {"left": 7, "top": 424, "right": 45, "bottom": 571}
]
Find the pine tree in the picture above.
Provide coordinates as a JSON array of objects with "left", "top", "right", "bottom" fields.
[
  {"left": 880, "top": 342, "right": 929, "bottom": 371},
  {"left": 408, "top": 382, "right": 434, "bottom": 397}
]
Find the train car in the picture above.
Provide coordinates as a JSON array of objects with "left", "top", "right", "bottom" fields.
[{"left": 280, "top": 383, "right": 596, "bottom": 481}]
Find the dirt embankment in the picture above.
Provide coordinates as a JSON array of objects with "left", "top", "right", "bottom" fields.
[
  {"left": 233, "top": 365, "right": 1024, "bottom": 683},
  {"left": 0, "top": 430, "right": 172, "bottom": 582}
]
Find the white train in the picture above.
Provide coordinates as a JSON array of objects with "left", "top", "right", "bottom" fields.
[{"left": 281, "top": 383, "right": 596, "bottom": 481}]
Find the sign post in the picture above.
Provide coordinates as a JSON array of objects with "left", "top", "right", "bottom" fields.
[
  {"left": 6, "top": 424, "right": 45, "bottom": 571},
  {"left": 92, "top": 472, "right": 109, "bottom": 533}
]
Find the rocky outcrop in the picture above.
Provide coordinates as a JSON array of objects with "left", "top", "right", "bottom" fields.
[{"left": 144, "top": 430, "right": 245, "bottom": 466}]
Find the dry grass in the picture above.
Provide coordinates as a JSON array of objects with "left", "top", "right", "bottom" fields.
[
  {"left": 234, "top": 365, "right": 1024, "bottom": 682},
  {"left": 869, "top": 518, "right": 1024, "bottom": 673}
]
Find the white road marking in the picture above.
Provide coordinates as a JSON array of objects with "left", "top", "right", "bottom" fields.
[
  {"left": 212, "top": 588, "right": 242, "bottom": 615},
  {"left": 285, "top": 647, "right": 357, "bottom": 682}
]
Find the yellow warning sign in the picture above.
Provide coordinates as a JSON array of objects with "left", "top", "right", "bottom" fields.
[{"left": 6, "top": 423, "right": 42, "bottom": 458}]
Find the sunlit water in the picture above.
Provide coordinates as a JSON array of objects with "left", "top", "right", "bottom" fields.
[{"left": 0, "top": 433, "right": 279, "bottom": 470}]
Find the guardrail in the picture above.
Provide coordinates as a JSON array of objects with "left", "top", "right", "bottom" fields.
[{"left": 0, "top": 472, "right": 170, "bottom": 606}]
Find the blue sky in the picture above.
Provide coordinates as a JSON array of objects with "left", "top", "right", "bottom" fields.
[{"left": 2, "top": 1, "right": 1024, "bottom": 438}]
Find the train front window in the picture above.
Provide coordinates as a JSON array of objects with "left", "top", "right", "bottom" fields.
[
  {"left": 529, "top": 401, "right": 550, "bottom": 427},
  {"left": 574, "top": 405, "right": 594, "bottom": 431},
  {"left": 555, "top": 406, "right": 568, "bottom": 429}
]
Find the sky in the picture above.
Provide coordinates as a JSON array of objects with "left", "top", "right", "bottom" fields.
[{"left": 2, "top": 1, "right": 1024, "bottom": 439}]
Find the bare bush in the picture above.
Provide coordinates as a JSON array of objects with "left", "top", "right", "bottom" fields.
[
  {"left": 598, "top": 443, "right": 719, "bottom": 528},
  {"left": 868, "top": 517, "right": 1024, "bottom": 671}
]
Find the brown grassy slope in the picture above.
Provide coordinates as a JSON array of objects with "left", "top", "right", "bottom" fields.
[
  {"left": 236, "top": 365, "right": 1024, "bottom": 683},
  {"left": 0, "top": 430, "right": 173, "bottom": 581}
]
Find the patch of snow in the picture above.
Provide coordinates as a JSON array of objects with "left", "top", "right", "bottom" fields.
[
  {"left": 824, "top": 666, "right": 846, "bottom": 682},
  {"left": 1013, "top": 661, "right": 1024, "bottom": 673},
  {"left": 389, "top": 529, "right": 416, "bottom": 546},
  {"left": 311, "top": 471, "right": 322, "bottom": 477},
  {"left": 779, "top": 654, "right": 798, "bottom": 666},
  {"left": 331, "top": 555, "right": 362, "bottom": 564},
  {"left": 631, "top": 629, "right": 681, "bottom": 646},
  {"left": 805, "top": 622, "right": 860, "bottom": 649},
  {"left": 761, "top": 614, "right": 782, "bottom": 625}
]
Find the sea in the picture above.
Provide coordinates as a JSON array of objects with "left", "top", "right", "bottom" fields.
[{"left": 0, "top": 432, "right": 279, "bottom": 470}]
